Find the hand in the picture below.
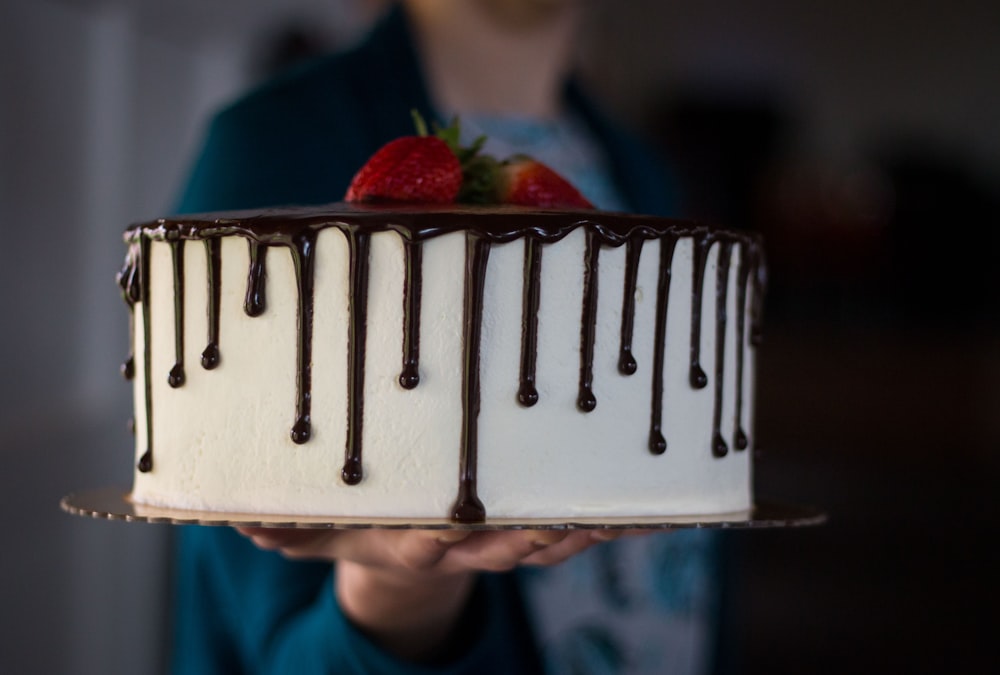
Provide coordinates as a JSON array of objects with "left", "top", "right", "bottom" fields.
[
  {"left": 235, "top": 526, "right": 628, "bottom": 573},
  {"left": 236, "top": 527, "right": 648, "bottom": 661}
]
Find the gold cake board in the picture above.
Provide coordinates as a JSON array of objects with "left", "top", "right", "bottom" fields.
[{"left": 61, "top": 487, "right": 826, "bottom": 529}]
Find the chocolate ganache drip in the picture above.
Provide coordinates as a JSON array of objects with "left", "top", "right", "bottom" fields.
[
  {"left": 618, "top": 238, "right": 644, "bottom": 376},
  {"left": 290, "top": 230, "right": 318, "bottom": 445},
  {"left": 342, "top": 230, "right": 371, "bottom": 485},
  {"left": 117, "top": 245, "right": 141, "bottom": 307},
  {"left": 121, "top": 204, "right": 764, "bottom": 522},
  {"left": 121, "top": 351, "right": 136, "bottom": 381},
  {"left": 688, "top": 231, "right": 712, "bottom": 390},
  {"left": 138, "top": 235, "right": 153, "bottom": 473},
  {"left": 452, "top": 234, "right": 490, "bottom": 523},
  {"left": 732, "top": 246, "right": 753, "bottom": 451},
  {"left": 117, "top": 244, "right": 141, "bottom": 381},
  {"left": 577, "top": 229, "right": 601, "bottom": 412},
  {"left": 648, "top": 235, "right": 678, "bottom": 455},
  {"left": 244, "top": 240, "right": 268, "bottom": 317},
  {"left": 711, "top": 241, "right": 734, "bottom": 458},
  {"left": 167, "top": 238, "right": 186, "bottom": 388},
  {"left": 518, "top": 236, "right": 543, "bottom": 407},
  {"left": 399, "top": 238, "right": 422, "bottom": 390},
  {"left": 201, "top": 238, "right": 222, "bottom": 370}
]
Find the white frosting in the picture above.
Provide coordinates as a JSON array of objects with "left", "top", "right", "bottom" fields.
[{"left": 129, "top": 220, "right": 755, "bottom": 519}]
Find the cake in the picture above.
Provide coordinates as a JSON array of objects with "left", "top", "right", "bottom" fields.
[{"left": 117, "top": 203, "right": 764, "bottom": 523}]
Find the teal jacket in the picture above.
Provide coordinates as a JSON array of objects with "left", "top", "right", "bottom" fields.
[{"left": 172, "top": 7, "right": 680, "bottom": 674}]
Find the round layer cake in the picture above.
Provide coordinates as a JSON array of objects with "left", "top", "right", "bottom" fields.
[{"left": 117, "top": 204, "right": 764, "bottom": 523}]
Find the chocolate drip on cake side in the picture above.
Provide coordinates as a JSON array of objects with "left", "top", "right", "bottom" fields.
[
  {"left": 289, "top": 231, "right": 318, "bottom": 445},
  {"left": 168, "top": 238, "right": 186, "bottom": 388},
  {"left": 138, "top": 235, "right": 153, "bottom": 472},
  {"left": 399, "top": 238, "right": 422, "bottom": 390},
  {"left": 518, "top": 236, "right": 542, "bottom": 407},
  {"left": 710, "top": 241, "right": 734, "bottom": 458},
  {"left": 577, "top": 229, "right": 601, "bottom": 413},
  {"left": 342, "top": 230, "right": 371, "bottom": 485},
  {"left": 244, "top": 240, "right": 269, "bottom": 317},
  {"left": 201, "top": 238, "right": 222, "bottom": 370},
  {"left": 618, "top": 238, "right": 644, "bottom": 376},
  {"left": 732, "top": 245, "right": 752, "bottom": 451},
  {"left": 121, "top": 352, "right": 135, "bottom": 381},
  {"left": 117, "top": 245, "right": 141, "bottom": 381},
  {"left": 451, "top": 233, "right": 490, "bottom": 523},
  {"left": 688, "top": 231, "right": 712, "bottom": 390},
  {"left": 648, "top": 235, "right": 678, "bottom": 454},
  {"left": 123, "top": 205, "right": 765, "bottom": 522}
]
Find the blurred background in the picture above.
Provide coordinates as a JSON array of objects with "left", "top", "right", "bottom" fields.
[{"left": 2, "top": 0, "right": 997, "bottom": 673}]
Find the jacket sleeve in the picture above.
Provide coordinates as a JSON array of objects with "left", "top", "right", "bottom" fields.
[{"left": 171, "top": 526, "right": 542, "bottom": 675}]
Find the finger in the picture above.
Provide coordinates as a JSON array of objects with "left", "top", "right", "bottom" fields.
[
  {"left": 614, "top": 528, "right": 659, "bottom": 538},
  {"left": 444, "top": 530, "right": 571, "bottom": 572},
  {"left": 236, "top": 526, "right": 475, "bottom": 570},
  {"left": 236, "top": 527, "right": 328, "bottom": 549},
  {"left": 386, "top": 529, "right": 473, "bottom": 571},
  {"left": 236, "top": 527, "right": 342, "bottom": 558},
  {"left": 520, "top": 528, "right": 661, "bottom": 566},
  {"left": 519, "top": 530, "right": 604, "bottom": 566}
]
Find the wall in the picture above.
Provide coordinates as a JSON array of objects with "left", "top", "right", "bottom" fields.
[
  {"left": 3, "top": 2, "right": 250, "bottom": 674},
  {"left": 582, "top": 0, "right": 1000, "bottom": 176}
]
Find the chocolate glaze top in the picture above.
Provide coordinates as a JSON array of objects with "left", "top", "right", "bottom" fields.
[
  {"left": 122, "top": 203, "right": 764, "bottom": 523},
  {"left": 125, "top": 203, "right": 753, "bottom": 246}
]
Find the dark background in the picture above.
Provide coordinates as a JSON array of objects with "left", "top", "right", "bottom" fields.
[
  {"left": 2, "top": 1, "right": 997, "bottom": 673},
  {"left": 629, "top": 22, "right": 999, "bottom": 675}
]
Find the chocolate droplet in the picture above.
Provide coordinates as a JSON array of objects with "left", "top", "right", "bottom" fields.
[
  {"left": 201, "top": 343, "right": 220, "bottom": 370},
  {"left": 168, "top": 364, "right": 185, "bottom": 388},
  {"left": 342, "top": 459, "right": 363, "bottom": 486},
  {"left": 452, "top": 495, "right": 486, "bottom": 524},
  {"left": 291, "top": 417, "right": 311, "bottom": 444},
  {"left": 618, "top": 350, "right": 637, "bottom": 376},
  {"left": 517, "top": 383, "right": 538, "bottom": 407},
  {"left": 399, "top": 363, "right": 419, "bottom": 389},
  {"left": 649, "top": 429, "right": 667, "bottom": 455},
  {"left": 690, "top": 364, "right": 708, "bottom": 389},
  {"left": 712, "top": 432, "right": 729, "bottom": 458},
  {"left": 734, "top": 428, "right": 749, "bottom": 451}
]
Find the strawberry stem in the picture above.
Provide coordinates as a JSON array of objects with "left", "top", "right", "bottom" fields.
[{"left": 410, "top": 109, "right": 429, "bottom": 137}]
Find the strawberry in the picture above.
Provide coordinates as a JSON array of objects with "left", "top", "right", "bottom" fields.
[
  {"left": 346, "top": 113, "right": 463, "bottom": 203},
  {"left": 498, "top": 156, "right": 594, "bottom": 209},
  {"left": 345, "top": 112, "right": 595, "bottom": 209}
]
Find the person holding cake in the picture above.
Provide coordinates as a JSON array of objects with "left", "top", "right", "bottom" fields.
[{"left": 171, "top": 1, "right": 725, "bottom": 673}]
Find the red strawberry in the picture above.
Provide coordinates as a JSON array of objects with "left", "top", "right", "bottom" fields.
[
  {"left": 346, "top": 135, "right": 462, "bottom": 204},
  {"left": 345, "top": 113, "right": 595, "bottom": 209},
  {"left": 498, "top": 157, "right": 594, "bottom": 209}
]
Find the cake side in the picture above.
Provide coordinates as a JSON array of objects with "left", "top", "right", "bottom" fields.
[{"left": 119, "top": 204, "right": 764, "bottom": 522}]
